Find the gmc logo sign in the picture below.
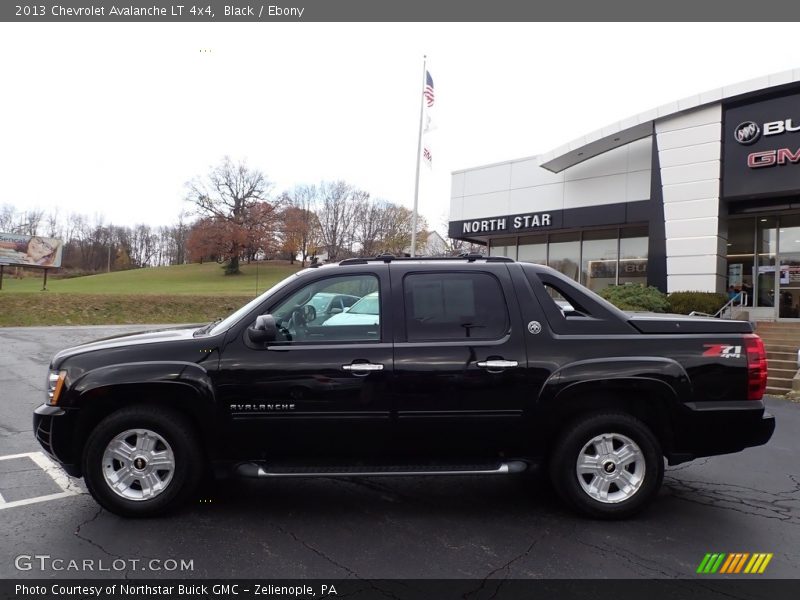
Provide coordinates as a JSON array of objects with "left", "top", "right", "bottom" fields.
[
  {"left": 747, "top": 147, "right": 800, "bottom": 169},
  {"left": 723, "top": 93, "right": 800, "bottom": 198}
]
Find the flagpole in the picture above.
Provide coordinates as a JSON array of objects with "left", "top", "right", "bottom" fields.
[{"left": 411, "top": 55, "right": 427, "bottom": 258}]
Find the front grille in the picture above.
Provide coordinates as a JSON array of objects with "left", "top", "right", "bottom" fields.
[{"left": 35, "top": 415, "right": 55, "bottom": 458}]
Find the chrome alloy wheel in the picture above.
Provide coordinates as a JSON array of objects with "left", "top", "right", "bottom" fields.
[
  {"left": 101, "top": 429, "right": 175, "bottom": 501},
  {"left": 576, "top": 432, "right": 645, "bottom": 504}
]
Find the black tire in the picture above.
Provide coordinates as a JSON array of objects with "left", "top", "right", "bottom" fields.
[
  {"left": 549, "top": 412, "right": 664, "bottom": 520},
  {"left": 82, "top": 405, "right": 203, "bottom": 518}
]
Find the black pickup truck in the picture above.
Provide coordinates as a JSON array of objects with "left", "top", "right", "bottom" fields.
[{"left": 34, "top": 256, "right": 775, "bottom": 518}]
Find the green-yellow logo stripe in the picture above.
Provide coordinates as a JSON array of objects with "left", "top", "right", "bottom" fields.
[
  {"left": 710, "top": 553, "right": 726, "bottom": 573},
  {"left": 700, "top": 552, "right": 774, "bottom": 575},
  {"left": 733, "top": 553, "right": 750, "bottom": 573},
  {"left": 719, "top": 554, "right": 736, "bottom": 574},
  {"left": 698, "top": 553, "right": 727, "bottom": 574},
  {"left": 697, "top": 553, "right": 714, "bottom": 574},
  {"left": 744, "top": 553, "right": 774, "bottom": 574},
  {"left": 759, "top": 553, "right": 774, "bottom": 573}
]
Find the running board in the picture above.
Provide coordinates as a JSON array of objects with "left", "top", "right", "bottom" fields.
[{"left": 235, "top": 460, "right": 529, "bottom": 479}]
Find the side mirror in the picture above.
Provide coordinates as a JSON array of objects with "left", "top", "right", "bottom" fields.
[
  {"left": 330, "top": 307, "right": 343, "bottom": 314},
  {"left": 248, "top": 314, "right": 278, "bottom": 344}
]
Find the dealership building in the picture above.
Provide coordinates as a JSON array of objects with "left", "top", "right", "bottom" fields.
[{"left": 449, "top": 69, "right": 800, "bottom": 321}]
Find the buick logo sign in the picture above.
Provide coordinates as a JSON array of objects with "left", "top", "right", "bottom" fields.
[{"left": 734, "top": 121, "right": 761, "bottom": 145}]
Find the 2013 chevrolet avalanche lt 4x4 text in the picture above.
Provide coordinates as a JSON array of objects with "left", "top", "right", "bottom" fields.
[{"left": 33, "top": 256, "right": 775, "bottom": 518}]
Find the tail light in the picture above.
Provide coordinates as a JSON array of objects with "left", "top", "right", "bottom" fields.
[{"left": 744, "top": 334, "right": 767, "bottom": 401}]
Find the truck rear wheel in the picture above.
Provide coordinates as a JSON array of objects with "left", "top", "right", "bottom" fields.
[
  {"left": 82, "top": 406, "right": 203, "bottom": 517},
  {"left": 549, "top": 412, "right": 663, "bottom": 519}
]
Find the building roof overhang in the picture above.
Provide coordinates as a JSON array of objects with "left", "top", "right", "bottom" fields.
[{"left": 538, "top": 69, "right": 800, "bottom": 173}]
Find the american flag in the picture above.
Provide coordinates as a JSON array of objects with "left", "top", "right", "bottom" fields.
[{"left": 424, "top": 71, "right": 434, "bottom": 107}]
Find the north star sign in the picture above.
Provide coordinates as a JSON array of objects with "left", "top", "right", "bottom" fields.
[{"left": 461, "top": 212, "right": 553, "bottom": 235}]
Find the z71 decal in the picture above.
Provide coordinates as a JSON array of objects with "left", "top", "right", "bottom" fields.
[{"left": 703, "top": 344, "right": 742, "bottom": 359}]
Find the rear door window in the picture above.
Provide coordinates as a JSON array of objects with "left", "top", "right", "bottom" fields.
[{"left": 403, "top": 272, "right": 509, "bottom": 341}]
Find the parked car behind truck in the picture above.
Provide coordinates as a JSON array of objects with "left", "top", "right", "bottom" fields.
[{"left": 34, "top": 255, "right": 774, "bottom": 518}]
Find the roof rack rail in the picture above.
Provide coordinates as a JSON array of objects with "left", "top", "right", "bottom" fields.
[
  {"left": 483, "top": 256, "right": 514, "bottom": 263},
  {"left": 337, "top": 254, "right": 514, "bottom": 265},
  {"left": 457, "top": 252, "right": 515, "bottom": 263}
]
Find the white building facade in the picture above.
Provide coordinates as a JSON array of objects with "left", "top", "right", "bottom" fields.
[{"left": 449, "top": 70, "right": 800, "bottom": 320}]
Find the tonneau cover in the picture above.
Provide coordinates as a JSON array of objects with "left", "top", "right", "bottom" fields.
[{"left": 627, "top": 313, "right": 753, "bottom": 334}]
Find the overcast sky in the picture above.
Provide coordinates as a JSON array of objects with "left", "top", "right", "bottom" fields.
[{"left": 1, "top": 22, "right": 799, "bottom": 235}]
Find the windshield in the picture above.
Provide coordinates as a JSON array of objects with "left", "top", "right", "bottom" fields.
[
  {"left": 205, "top": 272, "right": 301, "bottom": 336},
  {"left": 347, "top": 293, "right": 379, "bottom": 315}
]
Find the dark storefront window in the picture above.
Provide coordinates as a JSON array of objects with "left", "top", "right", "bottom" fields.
[
  {"left": 619, "top": 226, "right": 649, "bottom": 286},
  {"left": 756, "top": 217, "right": 777, "bottom": 308},
  {"left": 489, "top": 237, "right": 517, "bottom": 260},
  {"left": 548, "top": 232, "right": 581, "bottom": 281},
  {"left": 581, "top": 229, "right": 618, "bottom": 291},
  {"left": 726, "top": 214, "right": 800, "bottom": 317},
  {"left": 726, "top": 218, "right": 755, "bottom": 307},
  {"left": 492, "top": 227, "right": 649, "bottom": 289},
  {"left": 517, "top": 235, "right": 547, "bottom": 264},
  {"left": 777, "top": 215, "right": 800, "bottom": 318}
]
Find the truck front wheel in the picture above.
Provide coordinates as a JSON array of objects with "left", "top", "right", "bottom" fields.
[
  {"left": 549, "top": 412, "right": 664, "bottom": 519},
  {"left": 82, "top": 405, "right": 203, "bottom": 517}
]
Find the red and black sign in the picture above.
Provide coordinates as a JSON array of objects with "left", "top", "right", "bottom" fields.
[{"left": 723, "top": 90, "right": 800, "bottom": 200}]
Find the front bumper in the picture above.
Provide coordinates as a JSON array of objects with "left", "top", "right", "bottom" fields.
[
  {"left": 669, "top": 400, "right": 776, "bottom": 464},
  {"left": 33, "top": 404, "right": 81, "bottom": 477}
]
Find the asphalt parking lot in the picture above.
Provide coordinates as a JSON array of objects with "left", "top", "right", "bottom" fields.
[{"left": 0, "top": 325, "right": 799, "bottom": 580}]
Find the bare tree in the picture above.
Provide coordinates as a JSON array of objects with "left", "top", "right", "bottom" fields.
[
  {"left": 282, "top": 186, "right": 322, "bottom": 265},
  {"left": 442, "top": 219, "right": 487, "bottom": 256},
  {"left": 45, "top": 209, "right": 61, "bottom": 239},
  {"left": 315, "top": 181, "right": 361, "bottom": 261},
  {"left": 185, "top": 156, "right": 273, "bottom": 274},
  {"left": 354, "top": 198, "right": 390, "bottom": 257},
  {"left": 168, "top": 211, "right": 190, "bottom": 266},
  {"left": 18, "top": 209, "right": 45, "bottom": 236},
  {"left": 242, "top": 201, "right": 282, "bottom": 261},
  {"left": 131, "top": 224, "right": 160, "bottom": 267},
  {"left": 0, "top": 205, "right": 16, "bottom": 233},
  {"left": 379, "top": 204, "right": 427, "bottom": 256}
]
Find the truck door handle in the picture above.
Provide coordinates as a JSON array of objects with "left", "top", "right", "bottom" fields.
[
  {"left": 476, "top": 360, "right": 518, "bottom": 369},
  {"left": 342, "top": 363, "right": 384, "bottom": 375}
]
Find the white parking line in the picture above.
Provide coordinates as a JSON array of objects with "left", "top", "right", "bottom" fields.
[{"left": 0, "top": 451, "right": 83, "bottom": 510}]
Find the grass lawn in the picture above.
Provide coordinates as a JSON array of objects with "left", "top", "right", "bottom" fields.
[
  {"left": 0, "top": 261, "right": 300, "bottom": 295},
  {"left": 0, "top": 294, "right": 254, "bottom": 327},
  {"left": 0, "top": 262, "right": 302, "bottom": 326}
]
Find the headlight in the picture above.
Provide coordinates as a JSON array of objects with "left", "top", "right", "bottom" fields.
[{"left": 47, "top": 370, "right": 67, "bottom": 405}]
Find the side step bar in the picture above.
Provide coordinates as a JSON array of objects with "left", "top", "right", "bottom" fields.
[{"left": 236, "top": 460, "right": 529, "bottom": 479}]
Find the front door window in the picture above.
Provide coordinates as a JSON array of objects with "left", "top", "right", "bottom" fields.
[
  {"left": 778, "top": 215, "right": 800, "bottom": 318},
  {"left": 269, "top": 274, "right": 381, "bottom": 343},
  {"left": 728, "top": 214, "right": 800, "bottom": 318},
  {"left": 756, "top": 217, "right": 778, "bottom": 309}
]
